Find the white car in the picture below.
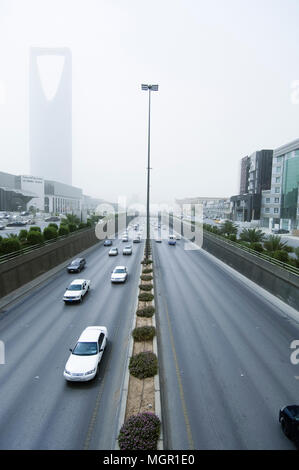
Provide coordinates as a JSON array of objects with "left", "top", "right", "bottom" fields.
[
  {"left": 123, "top": 245, "right": 132, "bottom": 255},
  {"left": 63, "top": 279, "right": 90, "bottom": 303},
  {"left": 122, "top": 236, "right": 129, "bottom": 242},
  {"left": 109, "top": 247, "right": 118, "bottom": 256},
  {"left": 64, "top": 326, "right": 108, "bottom": 381},
  {"left": 111, "top": 266, "right": 128, "bottom": 283}
]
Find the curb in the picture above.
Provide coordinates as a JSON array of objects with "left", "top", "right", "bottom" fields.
[{"left": 115, "top": 249, "right": 164, "bottom": 450}]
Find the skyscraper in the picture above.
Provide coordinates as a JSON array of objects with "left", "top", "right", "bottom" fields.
[{"left": 29, "top": 47, "right": 72, "bottom": 185}]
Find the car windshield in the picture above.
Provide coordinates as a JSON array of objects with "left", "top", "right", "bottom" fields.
[
  {"left": 68, "top": 284, "right": 82, "bottom": 291},
  {"left": 71, "top": 260, "right": 79, "bottom": 265},
  {"left": 114, "top": 268, "right": 125, "bottom": 273},
  {"left": 72, "top": 342, "right": 98, "bottom": 356},
  {"left": 125, "top": 246, "right": 131, "bottom": 249}
]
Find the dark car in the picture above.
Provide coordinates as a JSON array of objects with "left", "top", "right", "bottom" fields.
[
  {"left": 104, "top": 239, "right": 112, "bottom": 246},
  {"left": 278, "top": 229, "right": 290, "bottom": 234},
  {"left": 279, "top": 405, "right": 299, "bottom": 440},
  {"left": 67, "top": 258, "right": 86, "bottom": 273}
]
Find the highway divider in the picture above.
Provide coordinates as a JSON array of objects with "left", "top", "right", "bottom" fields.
[{"left": 116, "top": 241, "right": 163, "bottom": 450}]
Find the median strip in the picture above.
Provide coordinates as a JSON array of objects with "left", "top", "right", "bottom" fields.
[{"left": 116, "top": 241, "right": 163, "bottom": 450}]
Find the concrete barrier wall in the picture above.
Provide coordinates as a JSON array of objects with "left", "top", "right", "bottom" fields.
[
  {"left": 202, "top": 231, "right": 299, "bottom": 310},
  {"left": 0, "top": 215, "right": 137, "bottom": 299},
  {"left": 168, "top": 216, "right": 299, "bottom": 310},
  {"left": 0, "top": 228, "right": 100, "bottom": 298}
]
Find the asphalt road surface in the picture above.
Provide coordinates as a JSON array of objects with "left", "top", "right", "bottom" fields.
[
  {"left": 152, "top": 235, "right": 299, "bottom": 450},
  {"left": 0, "top": 230, "right": 144, "bottom": 449}
]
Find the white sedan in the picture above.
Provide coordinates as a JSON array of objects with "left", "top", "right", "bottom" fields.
[
  {"left": 64, "top": 326, "right": 108, "bottom": 381},
  {"left": 63, "top": 279, "right": 90, "bottom": 303},
  {"left": 111, "top": 266, "right": 128, "bottom": 283}
]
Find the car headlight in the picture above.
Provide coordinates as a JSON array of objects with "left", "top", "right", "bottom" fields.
[
  {"left": 85, "top": 368, "right": 96, "bottom": 375},
  {"left": 64, "top": 369, "right": 71, "bottom": 375}
]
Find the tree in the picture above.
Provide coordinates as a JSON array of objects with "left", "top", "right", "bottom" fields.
[
  {"left": 0, "top": 237, "right": 21, "bottom": 254},
  {"left": 239, "top": 228, "right": 265, "bottom": 243},
  {"left": 61, "top": 213, "right": 80, "bottom": 226},
  {"left": 29, "top": 226, "right": 41, "bottom": 233},
  {"left": 48, "top": 223, "right": 58, "bottom": 230},
  {"left": 27, "top": 230, "right": 44, "bottom": 245},
  {"left": 58, "top": 225, "right": 70, "bottom": 236},
  {"left": 18, "top": 229, "right": 28, "bottom": 242},
  {"left": 219, "top": 220, "right": 238, "bottom": 237},
  {"left": 264, "top": 235, "right": 287, "bottom": 252},
  {"left": 43, "top": 226, "right": 58, "bottom": 241}
]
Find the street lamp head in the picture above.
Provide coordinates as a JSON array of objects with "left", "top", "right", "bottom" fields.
[{"left": 141, "top": 84, "right": 159, "bottom": 91}]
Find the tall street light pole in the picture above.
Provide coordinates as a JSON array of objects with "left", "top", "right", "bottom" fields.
[{"left": 141, "top": 84, "right": 159, "bottom": 258}]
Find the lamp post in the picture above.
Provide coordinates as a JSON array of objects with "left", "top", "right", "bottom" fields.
[{"left": 141, "top": 83, "right": 159, "bottom": 258}]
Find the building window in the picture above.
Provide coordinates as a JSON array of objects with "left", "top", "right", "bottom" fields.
[
  {"left": 275, "top": 187, "right": 280, "bottom": 193},
  {"left": 275, "top": 177, "right": 281, "bottom": 183},
  {"left": 274, "top": 208, "right": 279, "bottom": 214},
  {"left": 266, "top": 198, "right": 270, "bottom": 203},
  {"left": 265, "top": 208, "right": 270, "bottom": 213},
  {"left": 274, "top": 197, "right": 279, "bottom": 203},
  {"left": 276, "top": 166, "right": 281, "bottom": 173},
  {"left": 277, "top": 156, "right": 283, "bottom": 163}
]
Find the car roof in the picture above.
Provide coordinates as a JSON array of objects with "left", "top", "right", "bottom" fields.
[
  {"left": 78, "top": 326, "right": 107, "bottom": 342},
  {"left": 114, "top": 265, "right": 126, "bottom": 270},
  {"left": 72, "top": 258, "right": 83, "bottom": 262},
  {"left": 70, "top": 279, "right": 86, "bottom": 285}
]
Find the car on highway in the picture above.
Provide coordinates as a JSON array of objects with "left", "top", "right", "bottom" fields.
[
  {"left": 109, "top": 247, "right": 118, "bottom": 256},
  {"left": 111, "top": 266, "right": 128, "bottom": 283},
  {"left": 104, "top": 239, "right": 112, "bottom": 246},
  {"left": 279, "top": 405, "right": 299, "bottom": 441},
  {"left": 67, "top": 258, "right": 86, "bottom": 273},
  {"left": 63, "top": 279, "right": 90, "bottom": 303},
  {"left": 64, "top": 326, "right": 108, "bottom": 381},
  {"left": 155, "top": 237, "right": 162, "bottom": 243},
  {"left": 133, "top": 236, "right": 141, "bottom": 243},
  {"left": 122, "top": 235, "right": 129, "bottom": 242},
  {"left": 123, "top": 245, "right": 132, "bottom": 255},
  {"left": 168, "top": 235, "right": 176, "bottom": 245}
]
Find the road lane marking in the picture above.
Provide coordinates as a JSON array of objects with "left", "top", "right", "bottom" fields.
[{"left": 160, "top": 289, "right": 195, "bottom": 450}]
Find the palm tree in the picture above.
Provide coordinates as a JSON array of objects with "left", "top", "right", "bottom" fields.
[
  {"left": 263, "top": 235, "right": 287, "bottom": 252},
  {"left": 239, "top": 228, "right": 265, "bottom": 243},
  {"left": 6, "top": 233, "right": 19, "bottom": 239},
  {"left": 219, "top": 220, "right": 238, "bottom": 236}
]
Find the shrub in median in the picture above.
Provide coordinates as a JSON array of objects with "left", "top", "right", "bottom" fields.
[
  {"left": 129, "top": 351, "right": 158, "bottom": 379},
  {"left": 118, "top": 412, "right": 161, "bottom": 450},
  {"left": 140, "top": 274, "right": 153, "bottom": 281},
  {"left": 132, "top": 326, "right": 156, "bottom": 342},
  {"left": 136, "top": 306, "right": 155, "bottom": 317},
  {"left": 142, "top": 268, "right": 153, "bottom": 274},
  {"left": 138, "top": 292, "right": 154, "bottom": 302},
  {"left": 141, "top": 259, "right": 152, "bottom": 265},
  {"left": 139, "top": 283, "right": 153, "bottom": 292}
]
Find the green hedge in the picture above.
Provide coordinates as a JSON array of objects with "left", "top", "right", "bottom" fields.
[
  {"left": 132, "top": 326, "right": 156, "bottom": 342},
  {"left": 138, "top": 292, "right": 154, "bottom": 302},
  {"left": 129, "top": 351, "right": 158, "bottom": 379},
  {"left": 136, "top": 306, "right": 155, "bottom": 317}
]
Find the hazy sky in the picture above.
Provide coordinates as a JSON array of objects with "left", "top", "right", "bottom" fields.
[{"left": 1, "top": 0, "right": 299, "bottom": 205}]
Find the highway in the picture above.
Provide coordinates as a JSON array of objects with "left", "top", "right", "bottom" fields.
[
  {"left": 152, "top": 233, "right": 299, "bottom": 450},
  {"left": 0, "top": 227, "right": 144, "bottom": 449}
]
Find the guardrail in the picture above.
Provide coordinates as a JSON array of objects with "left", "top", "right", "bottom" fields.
[
  {"left": 203, "top": 230, "right": 299, "bottom": 277},
  {"left": 0, "top": 226, "right": 94, "bottom": 265}
]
